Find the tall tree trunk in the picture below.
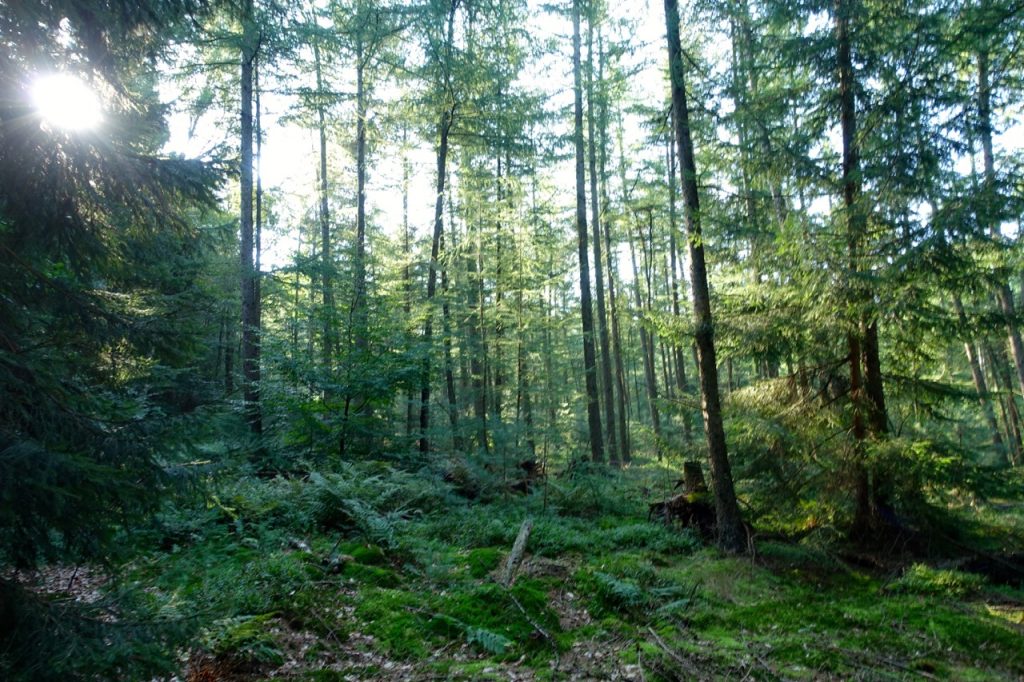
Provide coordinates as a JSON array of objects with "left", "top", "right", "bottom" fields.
[
  {"left": 628, "top": 213, "right": 663, "bottom": 443},
  {"left": 835, "top": 0, "right": 884, "bottom": 534},
  {"left": 586, "top": 8, "right": 618, "bottom": 465},
  {"left": 664, "top": 0, "right": 744, "bottom": 552},
  {"left": 419, "top": 108, "right": 454, "bottom": 454},
  {"left": 493, "top": 146, "right": 507, "bottom": 434},
  {"left": 667, "top": 138, "right": 692, "bottom": 442},
  {"left": 313, "top": 42, "right": 335, "bottom": 370},
  {"left": 572, "top": 0, "right": 604, "bottom": 463},
  {"left": 983, "top": 340, "right": 1024, "bottom": 465},
  {"left": 224, "top": 309, "right": 234, "bottom": 394},
  {"left": 419, "top": 0, "right": 459, "bottom": 454},
  {"left": 516, "top": 231, "right": 537, "bottom": 460},
  {"left": 441, "top": 234, "right": 462, "bottom": 451},
  {"left": 468, "top": 218, "right": 488, "bottom": 451},
  {"left": 255, "top": 54, "right": 263, "bottom": 374},
  {"left": 953, "top": 296, "right": 1006, "bottom": 456},
  {"left": 599, "top": 29, "right": 630, "bottom": 463},
  {"left": 352, "top": 35, "right": 369, "bottom": 353},
  {"left": 402, "top": 129, "right": 416, "bottom": 440},
  {"left": 979, "top": 50, "right": 1024, "bottom": 404},
  {"left": 240, "top": 7, "right": 261, "bottom": 434}
]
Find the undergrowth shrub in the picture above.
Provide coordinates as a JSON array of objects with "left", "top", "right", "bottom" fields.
[
  {"left": 891, "top": 563, "right": 986, "bottom": 597},
  {"left": 201, "top": 613, "right": 283, "bottom": 666},
  {"left": 0, "top": 579, "right": 188, "bottom": 682},
  {"left": 545, "top": 465, "right": 642, "bottom": 517}
]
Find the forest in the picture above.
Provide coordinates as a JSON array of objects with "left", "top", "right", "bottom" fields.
[{"left": 1, "top": 0, "right": 1023, "bottom": 679}]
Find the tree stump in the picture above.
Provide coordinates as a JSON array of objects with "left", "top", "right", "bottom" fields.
[{"left": 682, "top": 461, "right": 708, "bottom": 493}]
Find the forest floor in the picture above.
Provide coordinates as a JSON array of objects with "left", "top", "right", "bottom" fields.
[{"left": 49, "top": 459, "right": 1024, "bottom": 680}]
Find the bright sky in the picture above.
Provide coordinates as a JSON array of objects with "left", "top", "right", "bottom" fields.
[
  {"left": 157, "top": 0, "right": 1024, "bottom": 270},
  {"left": 160, "top": 0, "right": 672, "bottom": 271}
]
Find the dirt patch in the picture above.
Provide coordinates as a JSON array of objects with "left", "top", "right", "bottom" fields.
[
  {"left": 4, "top": 564, "right": 109, "bottom": 604},
  {"left": 552, "top": 637, "right": 641, "bottom": 681},
  {"left": 548, "top": 589, "right": 592, "bottom": 631}
]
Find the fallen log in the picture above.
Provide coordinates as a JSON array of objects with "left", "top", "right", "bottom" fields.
[{"left": 501, "top": 518, "right": 534, "bottom": 587}]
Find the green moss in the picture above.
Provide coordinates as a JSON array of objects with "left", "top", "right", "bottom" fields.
[
  {"left": 202, "top": 613, "right": 283, "bottom": 665},
  {"left": 343, "top": 562, "right": 400, "bottom": 587},
  {"left": 353, "top": 588, "right": 430, "bottom": 659},
  {"left": 891, "top": 563, "right": 986, "bottom": 597},
  {"left": 350, "top": 543, "right": 389, "bottom": 566},
  {"left": 431, "top": 580, "right": 561, "bottom": 658},
  {"left": 465, "top": 547, "right": 503, "bottom": 579}
]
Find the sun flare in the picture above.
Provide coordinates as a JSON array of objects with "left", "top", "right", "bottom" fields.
[{"left": 32, "top": 73, "right": 103, "bottom": 131}]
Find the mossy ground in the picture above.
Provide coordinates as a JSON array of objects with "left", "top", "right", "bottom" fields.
[{"left": 116, "top": 460, "right": 1022, "bottom": 680}]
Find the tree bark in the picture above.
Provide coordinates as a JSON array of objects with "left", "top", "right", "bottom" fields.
[
  {"left": 586, "top": 8, "right": 617, "bottom": 465},
  {"left": 572, "top": 0, "right": 604, "bottom": 463},
  {"left": 441, "top": 234, "right": 462, "bottom": 451},
  {"left": 664, "top": 0, "right": 745, "bottom": 552},
  {"left": 418, "top": 1, "right": 459, "bottom": 454},
  {"left": 835, "top": 0, "right": 885, "bottom": 534},
  {"left": 628, "top": 213, "right": 662, "bottom": 443},
  {"left": 598, "top": 31, "right": 631, "bottom": 463},
  {"left": 667, "top": 140, "right": 692, "bottom": 443},
  {"left": 953, "top": 296, "right": 1005, "bottom": 455},
  {"left": 352, "top": 34, "right": 369, "bottom": 353},
  {"left": 240, "top": 5, "right": 262, "bottom": 434},
  {"left": 402, "top": 129, "right": 416, "bottom": 440},
  {"left": 983, "top": 339, "right": 1024, "bottom": 465},
  {"left": 313, "top": 42, "right": 335, "bottom": 369}
]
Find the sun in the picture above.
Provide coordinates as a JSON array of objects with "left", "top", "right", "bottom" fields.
[{"left": 32, "top": 73, "right": 103, "bottom": 131}]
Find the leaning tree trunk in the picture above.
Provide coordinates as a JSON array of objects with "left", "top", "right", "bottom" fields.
[
  {"left": 572, "top": 0, "right": 604, "bottom": 463},
  {"left": 664, "top": 0, "right": 745, "bottom": 552}
]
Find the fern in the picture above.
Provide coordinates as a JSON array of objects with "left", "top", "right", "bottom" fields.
[
  {"left": 464, "top": 625, "right": 513, "bottom": 655},
  {"left": 593, "top": 571, "right": 646, "bottom": 608},
  {"left": 431, "top": 614, "right": 512, "bottom": 655}
]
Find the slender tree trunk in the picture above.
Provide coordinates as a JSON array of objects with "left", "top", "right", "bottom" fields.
[
  {"left": 313, "top": 42, "right": 335, "bottom": 370},
  {"left": 979, "top": 52, "right": 1024, "bottom": 404},
  {"left": 599, "top": 29, "right": 630, "bottom": 462},
  {"left": 835, "top": 0, "right": 884, "bottom": 534},
  {"left": 516, "top": 233, "right": 537, "bottom": 460},
  {"left": 224, "top": 309, "right": 234, "bottom": 394},
  {"left": 953, "top": 296, "right": 1006, "bottom": 455},
  {"left": 254, "top": 55, "right": 263, "bottom": 383},
  {"left": 493, "top": 147, "right": 507, "bottom": 434},
  {"left": 984, "top": 340, "right": 1024, "bottom": 465},
  {"left": 353, "top": 35, "right": 369, "bottom": 352},
  {"left": 664, "top": 0, "right": 744, "bottom": 552},
  {"left": 586, "top": 9, "right": 618, "bottom": 465},
  {"left": 572, "top": 0, "right": 604, "bottom": 463},
  {"left": 628, "top": 213, "right": 663, "bottom": 444},
  {"left": 402, "top": 129, "right": 416, "bottom": 440},
  {"left": 419, "top": 108, "right": 454, "bottom": 454},
  {"left": 667, "top": 139, "right": 692, "bottom": 442},
  {"left": 419, "top": 1, "right": 459, "bottom": 454},
  {"left": 468, "top": 217, "right": 488, "bottom": 451},
  {"left": 441, "top": 235, "right": 462, "bottom": 451},
  {"left": 240, "top": 7, "right": 261, "bottom": 434}
]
